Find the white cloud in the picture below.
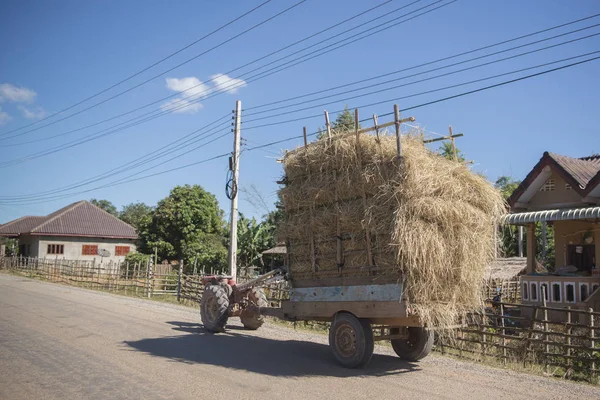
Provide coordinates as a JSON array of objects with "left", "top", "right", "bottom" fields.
[
  {"left": 0, "top": 83, "right": 36, "bottom": 103},
  {"left": 18, "top": 105, "right": 47, "bottom": 120},
  {"left": 165, "top": 77, "right": 211, "bottom": 98},
  {"left": 0, "top": 106, "right": 10, "bottom": 125},
  {"left": 160, "top": 98, "right": 204, "bottom": 114},
  {"left": 161, "top": 74, "right": 247, "bottom": 115},
  {"left": 210, "top": 74, "right": 247, "bottom": 94}
]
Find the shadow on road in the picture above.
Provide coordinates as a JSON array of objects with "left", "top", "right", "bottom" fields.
[{"left": 124, "top": 321, "right": 420, "bottom": 378}]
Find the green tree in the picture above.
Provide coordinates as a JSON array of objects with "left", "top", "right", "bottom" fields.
[
  {"left": 234, "top": 213, "right": 273, "bottom": 270},
  {"left": 119, "top": 202, "right": 153, "bottom": 231},
  {"left": 90, "top": 199, "right": 118, "bottom": 216},
  {"left": 438, "top": 141, "right": 465, "bottom": 162},
  {"left": 317, "top": 106, "right": 360, "bottom": 139},
  {"left": 138, "top": 185, "right": 227, "bottom": 272}
]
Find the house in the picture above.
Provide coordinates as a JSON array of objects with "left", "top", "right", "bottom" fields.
[
  {"left": 0, "top": 200, "right": 137, "bottom": 263},
  {"left": 502, "top": 152, "right": 600, "bottom": 318}
]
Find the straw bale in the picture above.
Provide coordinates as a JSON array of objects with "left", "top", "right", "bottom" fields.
[{"left": 278, "top": 131, "right": 505, "bottom": 328}]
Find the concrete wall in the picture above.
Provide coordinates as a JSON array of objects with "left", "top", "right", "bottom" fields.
[
  {"left": 528, "top": 172, "right": 581, "bottom": 209},
  {"left": 554, "top": 220, "right": 599, "bottom": 269},
  {"left": 33, "top": 236, "right": 137, "bottom": 263},
  {"left": 17, "top": 234, "right": 39, "bottom": 257}
]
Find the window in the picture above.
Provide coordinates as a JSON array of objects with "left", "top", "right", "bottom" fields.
[
  {"left": 82, "top": 245, "right": 98, "bottom": 256},
  {"left": 540, "top": 179, "right": 555, "bottom": 192},
  {"left": 530, "top": 283, "right": 538, "bottom": 301},
  {"left": 115, "top": 246, "right": 130, "bottom": 256},
  {"left": 565, "top": 183, "right": 572, "bottom": 190},
  {"left": 581, "top": 284, "right": 589, "bottom": 302},
  {"left": 565, "top": 283, "right": 575, "bottom": 303},
  {"left": 47, "top": 244, "right": 64, "bottom": 255},
  {"left": 551, "top": 283, "right": 562, "bottom": 303},
  {"left": 540, "top": 283, "right": 549, "bottom": 302},
  {"left": 522, "top": 282, "right": 529, "bottom": 300}
]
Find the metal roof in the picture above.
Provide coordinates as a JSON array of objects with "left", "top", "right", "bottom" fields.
[{"left": 501, "top": 206, "right": 600, "bottom": 225}]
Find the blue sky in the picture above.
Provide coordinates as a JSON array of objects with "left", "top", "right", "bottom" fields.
[{"left": 1, "top": 0, "right": 599, "bottom": 223}]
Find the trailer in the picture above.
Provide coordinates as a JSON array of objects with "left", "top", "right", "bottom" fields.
[{"left": 199, "top": 270, "right": 433, "bottom": 368}]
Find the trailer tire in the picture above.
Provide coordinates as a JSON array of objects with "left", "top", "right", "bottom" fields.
[
  {"left": 200, "top": 284, "right": 229, "bottom": 333},
  {"left": 390, "top": 327, "right": 434, "bottom": 361},
  {"left": 329, "top": 312, "right": 374, "bottom": 368},
  {"left": 240, "top": 287, "right": 267, "bottom": 330}
]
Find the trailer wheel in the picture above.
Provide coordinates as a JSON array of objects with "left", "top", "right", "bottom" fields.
[
  {"left": 329, "top": 312, "right": 374, "bottom": 368},
  {"left": 200, "top": 284, "right": 229, "bottom": 333},
  {"left": 390, "top": 327, "right": 434, "bottom": 361},
  {"left": 240, "top": 287, "right": 267, "bottom": 330}
]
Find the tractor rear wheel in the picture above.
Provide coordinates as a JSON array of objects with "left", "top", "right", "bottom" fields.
[
  {"left": 390, "top": 327, "right": 434, "bottom": 361},
  {"left": 329, "top": 312, "right": 374, "bottom": 368},
  {"left": 240, "top": 287, "right": 267, "bottom": 330},
  {"left": 200, "top": 284, "right": 229, "bottom": 333}
]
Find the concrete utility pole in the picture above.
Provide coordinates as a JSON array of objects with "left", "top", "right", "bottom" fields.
[
  {"left": 518, "top": 226, "right": 524, "bottom": 257},
  {"left": 227, "top": 100, "right": 242, "bottom": 281}
]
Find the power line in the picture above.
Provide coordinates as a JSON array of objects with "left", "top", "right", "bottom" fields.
[
  {"left": 242, "top": 52, "right": 600, "bottom": 131},
  {"left": 0, "top": 114, "right": 231, "bottom": 199},
  {"left": 242, "top": 31, "right": 600, "bottom": 122},
  {"left": 0, "top": 0, "right": 420, "bottom": 144},
  {"left": 0, "top": 0, "right": 306, "bottom": 138},
  {"left": 9, "top": 53, "right": 598, "bottom": 205},
  {"left": 0, "top": 131, "right": 232, "bottom": 204},
  {"left": 244, "top": 12, "right": 600, "bottom": 111},
  {"left": 0, "top": 0, "right": 446, "bottom": 166},
  {"left": 244, "top": 25, "right": 600, "bottom": 118}
]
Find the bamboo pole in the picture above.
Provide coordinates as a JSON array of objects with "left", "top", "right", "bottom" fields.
[{"left": 590, "top": 308, "right": 596, "bottom": 379}]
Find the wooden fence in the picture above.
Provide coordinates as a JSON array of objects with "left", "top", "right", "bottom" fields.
[
  {"left": 0, "top": 256, "right": 290, "bottom": 304},
  {"left": 437, "top": 300, "right": 600, "bottom": 383}
]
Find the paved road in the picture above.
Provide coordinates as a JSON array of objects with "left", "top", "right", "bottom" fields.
[{"left": 1, "top": 274, "right": 598, "bottom": 400}]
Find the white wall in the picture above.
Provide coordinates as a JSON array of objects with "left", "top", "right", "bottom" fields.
[{"left": 34, "top": 235, "right": 137, "bottom": 263}]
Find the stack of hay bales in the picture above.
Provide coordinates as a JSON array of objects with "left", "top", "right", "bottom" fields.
[{"left": 279, "top": 130, "right": 505, "bottom": 327}]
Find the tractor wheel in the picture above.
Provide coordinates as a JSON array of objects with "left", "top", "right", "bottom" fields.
[
  {"left": 200, "top": 284, "right": 229, "bottom": 333},
  {"left": 329, "top": 312, "right": 374, "bottom": 368},
  {"left": 240, "top": 287, "right": 267, "bottom": 330},
  {"left": 390, "top": 327, "right": 434, "bottom": 361}
]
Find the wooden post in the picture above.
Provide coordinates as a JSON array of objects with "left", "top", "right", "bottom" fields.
[
  {"left": 566, "top": 307, "right": 572, "bottom": 378},
  {"left": 393, "top": 104, "right": 402, "bottom": 162},
  {"left": 526, "top": 224, "right": 536, "bottom": 274},
  {"left": 500, "top": 302, "right": 507, "bottom": 365},
  {"left": 147, "top": 258, "right": 152, "bottom": 299},
  {"left": 354, "top": 108, "right": 373, "bottom": 269},
  {"left": 325, "top": 110, "right": 342, "bottom": 270},
  {"left": 542, "top": 286, "right": 549, "bottom": 373},
  {"left": 324, "top": 110, "right": 332, "bottom": 138},
  {"left": 304, "top": 126, "right": 317, "bottom": 274},
  {"left": 524, "top": 305, "right": 539, "bottom": 367},
  {"left": 590, "top": 308, "right": 596, "bottom": 379},
  {"left": 372, "top": 114, "right": 380, "bottom": 141},
  {"left": 449, "top": 125, "right": 458, "bottom": 161},
  {"left": 177, "top": 259, "right": 183, "bottom": 302},
  {"left": 303, "top": 126, "right": 308, "bottom": 147}
]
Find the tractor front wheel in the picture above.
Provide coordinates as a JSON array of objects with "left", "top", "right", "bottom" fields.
[
  {"left": 200, "top": 284, "right": 229, "bottom": 333},
  {"left": 240, "top": 287, "right": 267, "bottom": 330}
]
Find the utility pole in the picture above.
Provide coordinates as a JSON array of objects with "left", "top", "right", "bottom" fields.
[{"left": 228, "top": 100, "right": 242, "bottom": 281}]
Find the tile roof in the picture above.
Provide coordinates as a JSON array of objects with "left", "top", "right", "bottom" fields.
[
  {"left": 548, "top": 153, "right": 600, "bottom": 189},
  {"left": 0, "top": 216, "right": 47, "bottom": 236},
  {"left": 0, "top": 201, "right": 137, "bottom": 239}
]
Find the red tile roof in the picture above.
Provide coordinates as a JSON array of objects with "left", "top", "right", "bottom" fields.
[{"left": 0, "top": 201, "right": 137, "bottom": 239}]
